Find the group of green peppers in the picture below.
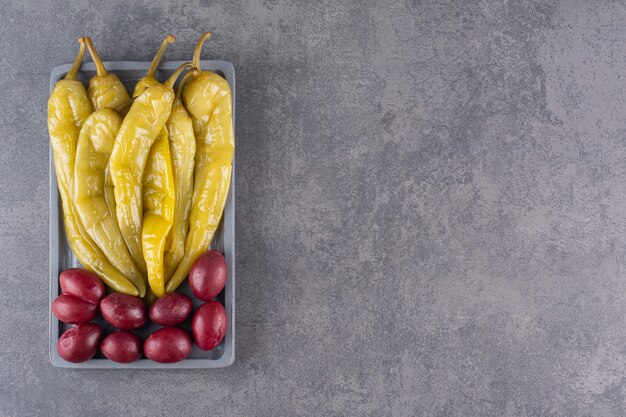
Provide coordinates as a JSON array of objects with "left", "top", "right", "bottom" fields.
[{"left": 48, "top": 33, "right": 234, "bottom": 299}]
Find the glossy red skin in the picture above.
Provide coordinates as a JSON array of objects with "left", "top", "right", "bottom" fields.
[
  {"left": 52, "top": 294, "right": 98, "bottom": 323},
  {"left": 60, "top": 268, "right": 105, "bottom": 304},
  {"left": 100, "top": 293, "right": 146, "bottom": 330},
  {"left": 144, "top": 327, "right": 191, "bottom": 363},
  {"left": 189, "top": 250, "right": 227, "bottom": 301},
  {"left": 149, "top": 293, "right": 193, "bottom": 326},
  {"left": 57, "top": 323, "right": 102, "bottom": 363},
  {"left": 192, "top": 301, "right": 227, "bottom": 351},
  {"left": 100, "top": 331, "right": 142, "bottom": 363}
]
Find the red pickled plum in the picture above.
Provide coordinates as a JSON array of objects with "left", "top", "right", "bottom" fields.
[
  {"left": 189, "top": 250, "right": 227, "bottom": 301},
  {"left": 57, "top": 323, "right": 102, "bottom": 363},
  {"left": 101, "top": 331, "right": 142, "bottom": 363},
  {"left": 149, "top": 293, "right": 193, "bottom": 326},
  {"left": 192, "top": 301, "right": 227, "bottom": 351},
  {"left": 144, "top": 327, "right": 192, "bottom": 363},
  {"left": 52, "top": 294, "right": 98, "bottom": 323},
  {"left": 100, "top": 293, "right": 146, "bottom": 330},
  {"left": 60, "top": 268, "right": 105, "bottom": 304}
]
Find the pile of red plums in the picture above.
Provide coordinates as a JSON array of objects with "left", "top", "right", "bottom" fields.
[{"left": 52, "top": 250, "right": 228, "bottom": 363}]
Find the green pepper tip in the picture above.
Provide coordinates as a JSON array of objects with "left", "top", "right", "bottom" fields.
[
  {"left": 192, "top": 32, "right": 212, "bottom": 70},
  {"left": 84, "top": 37, "right": 108, "bottom": 77},
  {"left": 175, "top": 68, "right": 198, "bottom": 98},
  {"left": 164, "top": 62, "right": 194, "bottom": 89},
  {"left": 65, "top": 37, "right": 87, "bottom": 80},
  {"left": 146, "top": 34, "right": 178, "bottom": 77}
]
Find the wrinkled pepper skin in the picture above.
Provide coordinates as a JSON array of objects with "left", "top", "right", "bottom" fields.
[
  {"left": 84, "top": 38, "right": 132, "bottom": 115},
  {"left": 104, "top": 167, "right": 116, "bottom": 224},
  {"left": 48, "top": 38, "right": 138, "bottom": 296},
  {"left": 163, "top": 71, "right": 197, "bottom": 281},
  {"left": 110, "top": 63, "right": 194, "bottom": 279},
  {"left": 166, "top": 33, "right": 235, "bottom": 292},
  {"left": 84, "top": 37, "right": 129, "bottom": 254},
  {"left": 73, "top": 109, "right": 147, "bottom": 297},
  {"left": 130, "top": 39, "right": 197, "bottom": 283},
  {"left": 142, "top": 129, "right": 175, "bottom": 297},
  {"left": 132, "top": 34, "right": 176, "bottom": 99}
]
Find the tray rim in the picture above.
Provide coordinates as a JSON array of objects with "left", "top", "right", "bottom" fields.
[{"left": 49, "top": 60, "right": 236, "bottom": 369}]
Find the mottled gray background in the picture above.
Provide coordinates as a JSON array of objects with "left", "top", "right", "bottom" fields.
[{"left": 1, "top": 0, "right": 625, "bottom": 415}]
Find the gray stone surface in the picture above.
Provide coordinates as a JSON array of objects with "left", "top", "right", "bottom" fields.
[{"left": 1, "top": 0, "right": 625, "bottom": 415}]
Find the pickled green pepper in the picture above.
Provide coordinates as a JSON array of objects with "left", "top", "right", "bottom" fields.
[
  {"left": 163, "top": 70, "right": 197, "bottom": 281},
  {"left": 142, "top": 129, "right": 175, "bottom": 297},
  {"left": 109, "top": 63, "right": 194, "bottom": 279},
  {"left": 84, "top": 38, "right": 132, "bottom": 115},
  {"left": 48, "top": 38, "right": 138, "bottom": 296},
  {"left": 73, "top": 109, "right": 147, "bottom": 296},
  {"left": 166, "top": 32, "right": 235, "bottom": 292}
]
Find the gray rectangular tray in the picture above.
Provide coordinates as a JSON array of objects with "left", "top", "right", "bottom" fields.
[{"left": 49, "top": 60, "right": 235, "bottom": 368}]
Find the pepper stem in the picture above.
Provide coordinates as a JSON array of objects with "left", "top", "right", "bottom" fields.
[
  {"left": 175, "top": 69, "right": 198, "bottom": 98},
  {"left": 65, "top": 38, "right": 87, "bottom": 80},
  {"left": 84, "top": 37, "right": 107, "bottom": 77},
  {"left": 192, "top": 32, "right": 212, "bottom": 71},
  {"left": 164, "top": 63, "right": 195, "bottom": 89},
  {"left": 147, "top": 34, "right": 176, "bottom": 77}
]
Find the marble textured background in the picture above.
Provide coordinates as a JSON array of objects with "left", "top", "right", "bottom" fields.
[{"left": 2, "top": 0, "right": 626, "bottom": 415}]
